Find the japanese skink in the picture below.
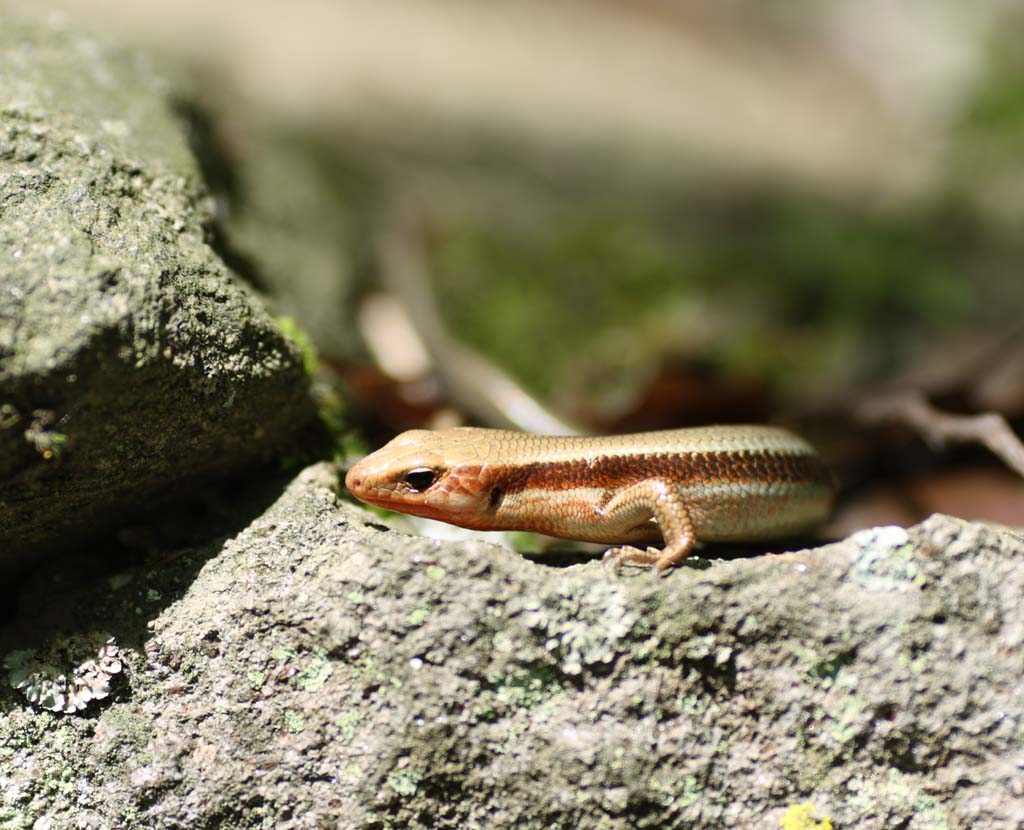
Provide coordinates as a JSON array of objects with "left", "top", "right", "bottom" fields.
[{"left": 345, "top": 425, "right": 834, "bottom": 573}]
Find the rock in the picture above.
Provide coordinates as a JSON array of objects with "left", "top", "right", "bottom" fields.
[
  {"left": 0, "top": 18, "right": 317, "bottom": 575},
  {"left": 1, "top": 462, "right": 1021, "bottom": 829}
]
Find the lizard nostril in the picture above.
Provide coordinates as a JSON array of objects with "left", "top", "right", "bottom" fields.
[{"left": 345, "top": 470, "right": 362, "bottom": 490}]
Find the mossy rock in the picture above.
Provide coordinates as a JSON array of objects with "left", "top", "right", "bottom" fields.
[{"left": 0, "top": 18, "right": 317, "bottom": 575}]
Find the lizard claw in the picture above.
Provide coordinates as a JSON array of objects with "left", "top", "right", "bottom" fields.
[
  {"left": 601, "top": 548, "right": 624, "bottom": 576},
  {"left": 603, "top": 545, "right": 662, "bottom": 575}
]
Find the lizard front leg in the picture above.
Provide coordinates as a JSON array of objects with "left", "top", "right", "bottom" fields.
[{"left": 597, "top": 478, "right": 696, "bottom": 575}]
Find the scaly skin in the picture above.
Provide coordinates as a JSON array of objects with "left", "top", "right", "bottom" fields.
[{"left": 345, "top": 425, "right": 834, "bottom": 573}]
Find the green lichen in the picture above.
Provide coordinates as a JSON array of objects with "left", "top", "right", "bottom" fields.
[
  {"left": 897, "top": 651, "right": 929, "bottom": 675},
  {"left": 386, "top": 769, "right": 423, "bottom": 797},
  {"left": 284, "top": 710, "right": 305, "bottom": 733},
  {"left": 827, "top": 697, "right": 868, "bottom": 744},
  {"left": 488, "top": 665, "right": 564, "bottom": 710},
  {"left": 518, "top": 582, "right": 639, "bottom": 675},
  {"left": 425, "top": 566, "right": 447, "bottom": 581},
  {"left": 0, "top": 807, "right": 32, "bottom": 830},
  {"left": 674, "top": 693, "right": 717, "bottom": 718},
  {"left": 406, "top": 607, "right": 431, "bottom": 627},
  {"left": 273, "top": 316, "right": 361, "bottom": 467},
  {"left": 803, "top": 648, "right": 858, "bottom": 690},
  {"left": 912, "top": 794, "right": 950, "bottom": 830},
  {"left": 336, "top": 712, "right": 362, "bottom": 742},
  {"left": 295, "top": 649, "right": 333, "bottom": 692},
  {"left": 650, "top": 774, "right": 703, "bottom": 808},
  {"left": 348, "top": 653, "right": 398, "bottom": 691},
  {"left": 848, "top": 527, "right": 923, "bottom": 592},
  {"left": 266, "top": 646, "right": 333, "bottom": 692},
  {"left": 270, "top": 645, "right": 298, "bottom": 661}
]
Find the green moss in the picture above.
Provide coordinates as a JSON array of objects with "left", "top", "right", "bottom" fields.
[
  {"left": 430, "top": 198, "right": 975, "bottom": 401},
  {"left": 276, "top": 316, "right": 319, "bottom": 377},
  {"left": 952, "top": 22, "right": 1024, "bottom": 182}
]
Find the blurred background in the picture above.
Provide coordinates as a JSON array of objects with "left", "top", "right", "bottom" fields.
[{"left": 10, "top": 0, "right": 1024, "bottom": 532}]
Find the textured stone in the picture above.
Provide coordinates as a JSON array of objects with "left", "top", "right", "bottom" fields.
[
  {"left": 1, "top": 461, "right": 1020, "bottom": 830},
  {"left": 0, "top": 18, "right": 317, "bottom": 573}
]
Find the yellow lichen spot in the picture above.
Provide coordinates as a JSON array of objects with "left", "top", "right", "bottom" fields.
[{"left": 780, "top": 802, "right": 833, "bottom": 830}]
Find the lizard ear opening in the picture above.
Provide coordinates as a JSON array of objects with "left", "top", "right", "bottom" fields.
[
  {"left": 402, "top": 467, "right": 439, "bottom": 492},
  {"left": 489, "top": 485, "right": 504, "bottom": 510}
]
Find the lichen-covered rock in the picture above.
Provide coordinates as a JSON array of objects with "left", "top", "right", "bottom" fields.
[
  {"left": 1, "top": 462, "right": 1021, "bottom": 830},
  {"left": 0, "top": 18, "right": 317, "bottom": 574}
]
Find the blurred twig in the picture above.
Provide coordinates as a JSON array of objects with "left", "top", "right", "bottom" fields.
[
  {"left": 374, "top": 203, "right": 580, "bottom": 435},
  {"left": 857, "top": 392, "right": 1024, "bottom": 479}
]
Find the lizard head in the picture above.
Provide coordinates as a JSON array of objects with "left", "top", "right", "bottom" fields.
[{"left": 345, "top": 428, "right": 506, "bottom": 529}]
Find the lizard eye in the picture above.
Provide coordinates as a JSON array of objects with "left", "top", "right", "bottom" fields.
[{"left": 402, "top": 468, "right": 438, "bottom": 492}]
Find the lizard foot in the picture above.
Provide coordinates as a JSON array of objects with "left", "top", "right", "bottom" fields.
[{"left": 602, "top": 546, "right": 662, "bottom": 576}]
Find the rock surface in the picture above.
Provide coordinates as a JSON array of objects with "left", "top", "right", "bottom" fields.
[
  {"left": 1, "top": 462, "right": 1021, "bottom": 830},
  {"left": 0, "top": 18, "right": 317, "bottom": 574}
]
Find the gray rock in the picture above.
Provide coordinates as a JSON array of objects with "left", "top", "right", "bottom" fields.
[
  {"left": 0, "top": 18, "right": 317, "bottom": 573},
  {"left": 2, "top": 462, "right": 1021, "bottom": 829}
]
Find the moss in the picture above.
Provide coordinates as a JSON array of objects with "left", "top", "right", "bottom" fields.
[
  {"left": 429, "top": 196, "right": 976, "bottom": 402},
  {"left": 275, "top": 316, "right": 319, "bottom": 378},
  {"left": 952, "top": 21, "right": 1024, "bottom": 186}
]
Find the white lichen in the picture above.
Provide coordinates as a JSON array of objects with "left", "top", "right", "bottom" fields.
[{"left": 4, "top": 633, "right": 123, "bottom": 714}]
